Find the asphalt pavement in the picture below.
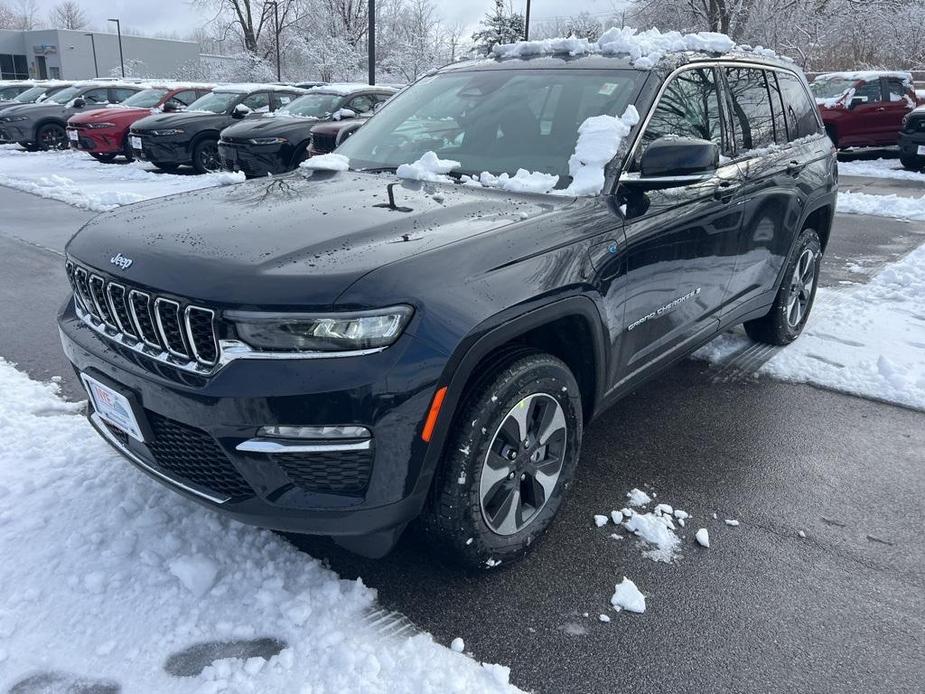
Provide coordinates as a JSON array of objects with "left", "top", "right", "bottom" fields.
[{"left": 0, "top": 179, "right": 922, "bottom": 693}]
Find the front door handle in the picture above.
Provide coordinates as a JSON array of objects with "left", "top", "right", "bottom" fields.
[
  {"left": 713, "top": 180, "right": 741, "bottom": 202},
  {"left": 786, "top": 160, "right": 804, "bottom": 177}
]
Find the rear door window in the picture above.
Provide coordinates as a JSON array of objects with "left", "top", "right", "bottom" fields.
[
  {"left": 171, "top": 90, "right": 199, "bottom": 106},
  {"left": 852, "top": 80, "right": 882, "bottom": 104},
  {"left": 347, "top": 94, "right": 376, "bottom": 114},
  {"left": 776, "top": 71, "right": 821, "bottom": 140},
  {"left": 110, "top": 88, "right": 137, "bottom": 103},
  {"left": 640, "top": 67, "right": 724, "bottom": 151},
  {"left": 724, "top": 67, "right": 777, "bottom": 152},
  {"left": 885, "top": 78, "right": 907, "bottom": 103},
  {"left": 241, "top": 92, "right": 270, "bottom": 112},
  {"left": 83, "top": 88, "right": 111, "bottom": 105}
]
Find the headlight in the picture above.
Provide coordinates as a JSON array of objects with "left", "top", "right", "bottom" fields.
[
  {"left": 86, "top": 122, "right": 116, "bottom": 129},
  {"left": 151, "top": 128, "right": 184, "bottom": 136},
  {"left": 248, "top": 136, "right": 287, "bottom": 145},
  {"left": 226, "top": 306, "right": 413, "bottom": 352}
]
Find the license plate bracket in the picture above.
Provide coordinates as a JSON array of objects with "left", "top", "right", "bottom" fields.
[
  {"left": 130, "top": 135, "right": 142, "bottom": 150},
  {"left": 67, "top": 129, "right": 78, "bottom": 142},
  {"left": 918, "top": 145, "right": 925, "bottom": 156},
  {"left": 81, "top": 373, "right": 146, "bottom": 443}
]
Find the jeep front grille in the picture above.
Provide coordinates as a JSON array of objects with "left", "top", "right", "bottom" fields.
[{"left": 66, "top": 260, "right": 219, "bottom": 372}]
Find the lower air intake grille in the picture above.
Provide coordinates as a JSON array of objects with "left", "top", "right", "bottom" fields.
[
  {"left": 145, "top": 411, "right": 253, "bottom": 500},
  {"left": 271, "top": 449, "right": 373, "bottom": 495}
]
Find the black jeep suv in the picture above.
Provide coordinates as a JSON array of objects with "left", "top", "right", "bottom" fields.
[
  {"left": 129, "top": 85, "right": 306, "bottom": 173},
  {"left": 218, "top": 84, "right": 395, "bottom": 177},
  {"left": 899, "top": 106, "right": 925, "bottom": 170},
  {"left": 59, "top": 45, "right": 836, "bottom": 567}
]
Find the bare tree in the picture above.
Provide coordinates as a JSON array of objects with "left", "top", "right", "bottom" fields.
[
  {"left": 194, "top": 0, "right": 304, "bottom": 54},
  {"left": 13, "top": 0, "right": 40, "bottom": 29},
  {"left": 48, "top": 1, "right": 87, "bottom": 29},
  {"left": 0, "top": 2, "right": 17, "bottom": 29}
]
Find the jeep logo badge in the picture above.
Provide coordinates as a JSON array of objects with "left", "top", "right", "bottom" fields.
[{"left": 110, "top": 253, "right": 133, "bottom": 271}]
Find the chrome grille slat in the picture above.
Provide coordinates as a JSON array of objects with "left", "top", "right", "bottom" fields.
[
  {"left": 66, "top": 262, "right": 221, "bottom": 373},
  {"left": 154, "top": 298, "right": 189, "bottom": 359}
]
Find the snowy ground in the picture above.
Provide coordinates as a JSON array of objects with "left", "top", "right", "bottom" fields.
[
  {"left": 0, "top": 359, "right": 519, "bottom": 693},
  {"left": 0, "top": 145, "right": 244, "bottom": 212},
  {"left": 839, "top": 156, "right": 925, "bottom": 182},
  {"left": 836, "top": 191, "right": 925, "bottom": 221},
  {"left": 695, "top": 242, "right": 925, "bottom": 411}
]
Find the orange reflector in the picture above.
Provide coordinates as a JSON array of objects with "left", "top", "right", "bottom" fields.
[{"left": 421, "top": 386, "right": 448, "bottom": 443}]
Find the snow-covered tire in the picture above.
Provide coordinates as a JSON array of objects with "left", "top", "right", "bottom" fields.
[
  {"left": 192, "top": 138, "right": 220, "bottom": 174},
  {"left": 900, "top": 154, "right": 923, "bottom": 171},
  {"left": 420, "top": 351, "right": 583, "bottom": 570},
  {"left": 90, "top": 152, "right": 117, "bottom": 163},
  {"left": 151, "top": 162, "right": 179, "bottom": 172},
  {"left": 745, "top": 228, "right": 822, "bottom": 346},
  {"left": 18, "top": 141, "right": 39, "bottom": 152}
]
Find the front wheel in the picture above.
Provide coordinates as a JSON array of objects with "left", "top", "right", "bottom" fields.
[
  {"left": 420, "top": 352, "right": 583, "bottom": 569},
  {"left": 192, "top": 138, "right": 220, "bottom": 173},
  {"left": 900, "top": 153, "right": 923, "bottom": 171},
  {"left": 36, "top": 123, "right": 68, "bottom": 150},
  {"left": 745, "top": 228, "right": 822, "bottom": 345}
]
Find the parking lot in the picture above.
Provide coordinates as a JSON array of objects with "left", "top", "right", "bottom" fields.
[{"left": 0, "top": 145, "right": 922, "bottom": 692}]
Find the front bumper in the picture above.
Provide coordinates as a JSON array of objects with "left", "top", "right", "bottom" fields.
[
  {"left": 218, "top": 140, "right": 290, "bottom": 177},
  {"left": 67, "top": 126, "right": 124, "bottom": 154},
  {"left": 58, "top": 296, "right": 447, "bottom": 538},
  {"left": 898, "top": 130, "right": 925, "bottom": 158},
  {"left": 0, "top": 122, "right": 30, "bottom": 142},
  {"left": 130, "top": 132, "right": 190, "bottom": 165}
]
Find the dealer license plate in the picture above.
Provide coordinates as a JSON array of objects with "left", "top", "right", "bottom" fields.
[{"left": 81, "top": 373, "right": 144, "bottom": 443}]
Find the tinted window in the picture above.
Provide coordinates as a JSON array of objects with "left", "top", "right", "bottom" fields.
[
  {"left": 110, "top": 88, "right": 137, "bottom": 102},
  {"left": 121, "top": 88, "right": 168, "bottom": 108},
  {"left": 641, "top": 67, "right": 722, "bottom": 150},
  {"left": 725, "top": 67, "right": 776, "bottom": 151},
  {"left": 241, "top": 92, "right": 270, "bottom": 112},
  {"left": 170, "top": 90, "right": 198, "bottom": 106},
  {"left": 187, "top": 91, "right": 238, "bottom": 113},
  {"left": 885, "top": 78, "right": 907, "bottom": 102},
  {"left": 347, "top": 94, "right": 375, "bottom": 114},
  {"left": 766, "top": 72, "right": 787, "bottom": 144},
  {"left": 853, "top": 80, "right": 881, "bottom": 103},
  {"left": 776, "top": 71, "right": 820, "bottom": 140},
  {"left": 83, "top": 88, "right": 110, "bottom": 104},
  {"left": 273, "top": 92, "right": 297, "bottom": 109}
]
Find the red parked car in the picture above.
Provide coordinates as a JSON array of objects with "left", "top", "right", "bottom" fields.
[
  {"left": 811, "top": 71, "right": 924, "bottom": 149},
  {"left": 66, "top": 83, "right": 213, "bottom": 162}
]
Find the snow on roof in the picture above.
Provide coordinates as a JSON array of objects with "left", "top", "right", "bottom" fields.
[
  {"left": 32, "top": 80, "right": 73, "bottom": 88},
  {"left": 815, "top": 70, "right": 913, "bottom": 83},
  {"left": 132, "top": 81, "right": 217, "bottom": 91},
  {"left": 213, "top": 83, "right": 308, "bottom": 94},
  {"left": 308, "top": 82, "right": 396, "bottom": 95},
  {"left": 492, "top": 26, "right": 787, "bottom": 69},
  {"left": 70, "top": 80, "right": 149, "bottom": 90}
]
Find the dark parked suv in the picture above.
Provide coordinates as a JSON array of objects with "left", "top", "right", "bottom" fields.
[
  {"left": 129, "top": 84, "right": 306, "bottom": 173},
  {"left": 59, "top": 45, "right": 836, "bottom": 567},
  {"left": 218, "top": 84, "right": 395, "bottom": 177},
  {"left": 899, "top": 106, "right": 925, "bottom": 170}
]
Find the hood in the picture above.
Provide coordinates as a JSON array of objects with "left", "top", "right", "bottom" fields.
[
  {"left": 132, "top": 110, "right": 229, "bottom": 132},
  {"left": 70, "top": 106, "right": 151, "bottom": 125},
  {"left": 0, "top": 102, "right": 62, "bottom": 120},
  {"left": 311, "top": 117, "right": 367, "bottom": 136},
  {"left": 66, "top": 170, "right": 575, "bottom": 308},
  {"left": 221, "top": 115, "right": 317, "bottom": 140}
]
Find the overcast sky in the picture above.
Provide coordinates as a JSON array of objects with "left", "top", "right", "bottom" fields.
[{"left": 32, "top": 0, "right": 629, "bottom": 39}]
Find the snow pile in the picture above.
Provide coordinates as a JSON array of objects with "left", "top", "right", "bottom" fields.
[
  {"left": 0, "top": 147, "right": 244, "bottom": 212},
  {"left": 626, "top": 487, "right": 652, "bottom": 507},
  {"left": 561, "top": 106, "right": 640, "bottom": 196},
  {"left": 695, "top": 242, "right": 925, "bottom": 410},
  {"left": 396, "top": 151, "right": 461, "bottom": 183},
  {"left": 470, "top": 169, "right": 559, "bottom": 194},
  {"left": 0, "top": 358, "right": 521, "bottom": 693},
  {"left": 300, "top": 153, "right": 350, "bottom": 171},
  {"left": 839, "top": 158, "right": 925, "bottom": 182},
  {"left": 493, "top": 26, "right": 737, "bottom": 69},
  {"left": 622, "top": 508, "right": 682, "bottom": 562},
  {"left": 610, "top": 578, "right": 646, "bottom": 614},
  {"left": 837, "top": 192, "right": 925, "bottom": 222}
]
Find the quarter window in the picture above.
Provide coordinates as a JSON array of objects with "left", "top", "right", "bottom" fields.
[
  {"left": 724, "top": 67, "right": 776, "bottom": 152},
  {"left": 776, "top": 71, "right": 821, "bottom": 140},
  {"left": 641, "top": 67, "right": 723, "bottom": 150}
]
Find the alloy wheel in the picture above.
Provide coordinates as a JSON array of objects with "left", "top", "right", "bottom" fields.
[
  {"left": 787, "top": 248, "right": 817, "bottom": 327},
  {"left": 479, "top": 393, "right": 567, "bottom": 536},
  {"left": 40, "top": 126, "right": 66, "bottom": 150},
  {"left": 199, "top": 143, "right": 220, "bottom": 171}
]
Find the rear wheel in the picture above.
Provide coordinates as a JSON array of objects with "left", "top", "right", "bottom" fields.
[
  {"left": 192, "top": 138, "right": 220, "bottom": 173},
  {"left": 151, "top": 161, "right": 179, "bottom": 172},
  {"left": 744, "top": 228, "right": 822, "bottom": 345},
  {"left": 90, "top": 152, "right": 117, "bottom": 163},
  {"left": 18, "top": 141, "right": 39, "bottom": 152},
  {"left": 900, "top": 153, "right": 923, "bottom": 171},
  {"left": 420, "top": 352, "right": 583, "bottom": 569},
  {"left": 36, "top": 123, "right": 68, "bottom": 150}
]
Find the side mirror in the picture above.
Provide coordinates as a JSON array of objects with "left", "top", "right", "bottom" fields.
[
  {"left": 231, "top": 103, "right": 251, "bottom": 119},
  {"left": 332, "top": 108, "right": 356, "bottom": 121},
  {"left": 71, "top": 97, "right": 86, "bottom": 109},
  {"left": 639, "top": 136, "right": 718, "bottom": 180},
  {"left": 335, "top": 122, "right": 364, "bottom": 145},
  {"left": 849, "top": 96, "right": 868, "bottom": 109}
]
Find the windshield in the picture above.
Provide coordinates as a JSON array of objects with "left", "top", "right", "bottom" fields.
[
  {"left": 187, "top": 91, "right": 239, "bottom": 113},
  {"left": 278, "top": 93, "right": 342, "bottom": 118},
  {"left": 13, "top": 86, "right": 45, "bottom": 103},
  {"left": 49, "top": 86, "right": 82, "bottom": 104},
  {"left": 0, "top": 86, "right": 23, "bottom": 100},
  {"left": 810, "top": 78, "right": 856, "bottom": 99},
  {"left": 336, "top": 69, "right": 644, "bottom": 184},
  {"left": 120, "top": 88, "right": 168, "bottom": 108}
]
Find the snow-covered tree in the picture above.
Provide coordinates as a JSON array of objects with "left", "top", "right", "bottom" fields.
[
  {"left": 564, "top": 12, "right": 603, "bottom": 41},
  {"left": 471, "top": 0, "right": 526, "bottom": 56},
  {"left": 48, "top": 1, "right": 87, "bottom": 30}
]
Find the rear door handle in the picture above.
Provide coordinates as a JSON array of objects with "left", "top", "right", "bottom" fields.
[{"left": 713, "top": 180, "right": 741, "bottom": 202}]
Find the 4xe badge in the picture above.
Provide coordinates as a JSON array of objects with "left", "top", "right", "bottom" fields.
[{"left": 110, "top": 253, "right": 133, "bottom": 271}]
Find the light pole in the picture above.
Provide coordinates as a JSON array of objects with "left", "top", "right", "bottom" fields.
[
  {"left": 108, "top": 18, "right": 125, "bottom": 78},
  {"left": 266, "top": 0, "right": 281, "bottom": 81},
  {"left": 368, "top": 0, "right": 375, "bottom": 85},
  {"left": 524, "top": 0, "right": 532, "bottom": 40},
  {"left": 84, "top": 33, "right": 98, "bottom": 78}
]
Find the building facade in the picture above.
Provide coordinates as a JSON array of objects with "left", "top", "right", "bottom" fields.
[{"left": 0, "top": 29, "right": 201, "bottom": 80}]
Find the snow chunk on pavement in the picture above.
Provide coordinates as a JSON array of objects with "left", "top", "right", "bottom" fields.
[
  {"left": 451, "top": 637, "right": 465, "bottom": 653},
  {"left": 610, "top": 577, "right": 646, "bottom": 614},
  {"left": 695, "top": 528, "right": 710, "bottom": 548},
  {"left": 594, "top": 514, "right": 609, "bottom": 527},
  {"left": 626, "top": 488, "right": 652, "bottom": 507},
  {"left": 396, "top": 151, "right": 460, "bottom": 183},
  {"left": 0, "top": 358, "right": 522, "bottom": 693},
  {"left": 725, "top": 519, "right": 740, "bottom": 527},
  {"left": 560, "top": 106, "right": 639, "bottom": 196},
  {"left": 623, "top": 511, "right": 681, "bottom": 562},
  {"left": 169, "top": 555, "right": 219, "bottom": 597},
  {"left": 654, "top": 503, "right": 673, "bottom": 516},
  {"left": 598, "top": 614, "right": 611, "bottom": 623},
  {"left": 300, "top": 153, "right": 349, "bottom": 171}
]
